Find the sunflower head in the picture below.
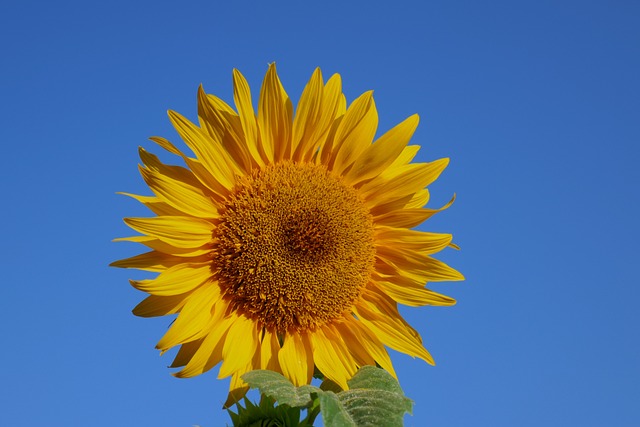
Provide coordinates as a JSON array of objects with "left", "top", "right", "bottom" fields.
[
  {"left": 112, "top": 64, "right": 463, "bottom": 406},
  {"left": 212, "top": 161, "right": 376, "bottom": 334}
]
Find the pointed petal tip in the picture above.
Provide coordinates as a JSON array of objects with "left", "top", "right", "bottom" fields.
[
  {"left": 232, "top": 68, "right": 243, "bottom": 79},
  {"left": 108, "top": 260, "right": 121, "bottom": 267},
  {"left": 362, "top": 89, "right": 375, "bottom": 100},
  {"left": 197, "top": 84, "right": 207, "bottom": 99},
  {"left": 415, "top": 349, "right": 435, "bottom": 366},
  {"left": 327, "top": 73, "right": 342, "bottom": 86},
  {"left": 440, "top": 297, "right": 457, "bottom": 306},
  {"left": 132, "top": 305, "right": 151, "bottom": 318}
]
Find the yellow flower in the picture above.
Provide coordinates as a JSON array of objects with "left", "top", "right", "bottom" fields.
[{"left": 112, "top": 64, "right": 463, "bottom": 406}]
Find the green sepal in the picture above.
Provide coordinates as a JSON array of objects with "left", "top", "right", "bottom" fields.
[{"left": 227, "top": 396, "right": 302, "bottom": 427}]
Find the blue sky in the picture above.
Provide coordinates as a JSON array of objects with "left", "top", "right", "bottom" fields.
[{"left": 1, "top": 0, "right": 639, "bottom": 426}]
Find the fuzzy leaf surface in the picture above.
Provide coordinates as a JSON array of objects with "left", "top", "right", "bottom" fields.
[
  {"left": 242, "top": 370, "right": 321, "bottom": 408},
  {"left": 320, "top": 366, "right": 413, "bottom": 427}
]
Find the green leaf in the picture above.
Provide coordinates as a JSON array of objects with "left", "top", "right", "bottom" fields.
[
  {"left": 335, "top": 389, "right": 411, "bottom": 426},
  {"left": 347, "top": 365, "right": 405, "bottom": 394},
  {"left": 318, "top": 391, "right": 357, "bottom": 426},
  {"left": 242, "top": 370, "right": 321, "bottom": 408},
  {"left": 319, "top": 366, "right": 413, "bottom": 427},
  {"left": 241, "top": 367, "right": 413, "bottom": 426}
]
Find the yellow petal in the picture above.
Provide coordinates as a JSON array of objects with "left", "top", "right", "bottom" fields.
[
  {"left": 355, "top": 290, "right": 434, "bottom": 364},
  {"left": 205, "top": 94, "right": 254, "bottom": 168},
  {"left": 205, "top": 95, "right": 250, "bottom": 166},
  {"left": 387, "top": 145, "right": 420, "bottom": 169},
  {"left": 137, "top": 146, "right": 197, "bottom": 185},
  {"left": 109, "top": 250, "right": 192, "bottom": 272},
  {"left": 207, "top": 93, "right": 238, "bottom": 115},
  {"left": 370, "top": 278, "right": 456, "bottom": 307},
  {"left": 311, "top": 327, "right": 354, "bottom": 390},
  {"left": 346, "top": 317, "right": 397, "bottom": 378},
  {"left": 368, "top": 192, "right": 417, "bottom": 217},
  {"left": 155, "top": 284, "right": 221, "bottom": 350},
  {"left": 375, "top": 227, "right": 453, "bottom": 255},
  {"left": 132, "top": 293, "right": 189, "bottom": 317},
  {"left": 318, "top": 115, "right": 344, "bottom": 165},
  {"left": 139, "top": 166, "right": 218, "bottom": 219},
  {"left": 331, "top": 321, "right": 375, "bottom": 367},
  {"left": 224, "top": 369, "right": 251, "bottom": 409},
  {"left": 232, "top": 69, "right": 264, "bottom": 166},
  {"left": 129, "top": 262, "right": 213, "bottom": 296},
  {"left": 170, "top": 338, "right": 204, "bottom": 368},
  {"left": 316, "top": 75, "right": 347, "bottom": 164},
  {"left": 117, "top": 192, "right": 184, "bottom": 217},
  {"left": 292, "top": 68, "right": 324, "bottom": 160},
  {"left": 224, "top": 339, "right": 262, "bottom": 408},
  {"left": 405, "top": 189, "right": 430, "bottom": 209},
  {"left": 278, "top": 332, "right": 313, "bottom": 387},
  {"left": 345, "top": 114, "right": 419, "bottom": 185},
  {"left": 147, "top": 136, "right": 229, "bottom": 198},
  {"left": 324, "top": 325, "right": 358, "bottom": 377},
  {"left": 377, "top": 248, "right": 465, "bottom": 282},
  {"left": 113, "top": 235, "right": 211, "bottom": 257},
  {"left": 218, "top": 315, "right": 259, "bottom": 379},
  {"left": 260, "top": 330, "right": 281, "bottom": 372},
  {"left": 168, "top": 111, "right": 239, "bottom": 189},
  {"left": 372, "top": 195, "right": 456, "bottom": 227},
  {"left": 123, "top": 216, "right": 214, "bottom": 248},
  {"left": 258, "top": 63, "right": 293, "bottom": 162},
  {"left": 197, "top": 86, "right": 253, "bottom": 173},
  {"left": 138, "top": 148, "right": 219, "bottom": 219},
  {"left": 330, "top": 91, "right": 378, "bottom": 175},
  {"left": 361, "top": 158, "right": 450, "bottom": 208},
  {"left": 174, "top": 306, "right": 233, "bottom": 378}
]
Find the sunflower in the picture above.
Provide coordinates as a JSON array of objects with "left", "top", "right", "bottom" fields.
[{"left": 112, "top": 64, "right": 463, "bottom": 406}]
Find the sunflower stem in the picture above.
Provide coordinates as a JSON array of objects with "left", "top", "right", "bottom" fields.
[{"left": 302, "top": 396, "right": 321, "bottom": 425}]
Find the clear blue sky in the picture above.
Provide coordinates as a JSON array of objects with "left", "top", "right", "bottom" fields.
[{"left": 1, "top": 1, "right": 638, "bottom": 426}]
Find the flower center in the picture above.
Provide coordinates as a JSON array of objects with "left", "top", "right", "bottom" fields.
[{"left": 212, "top": 162, "right": 375, "bottom": 334}]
